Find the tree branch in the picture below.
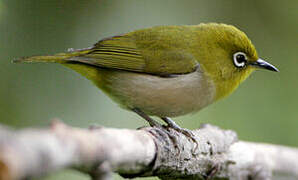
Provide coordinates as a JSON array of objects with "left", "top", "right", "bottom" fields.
[{"left": 0, "top": 121, "right": 297, "bottom": 180}]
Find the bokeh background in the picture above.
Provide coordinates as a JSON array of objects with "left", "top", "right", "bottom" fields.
[{"left": 0, "top": 0, "right": 297, "bottom": 179}]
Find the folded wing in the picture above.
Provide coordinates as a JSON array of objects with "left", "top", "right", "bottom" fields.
[{"left": 68, "top": 33, "right": 199, "bottom": 76}]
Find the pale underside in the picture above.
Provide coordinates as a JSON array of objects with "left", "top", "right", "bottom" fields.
[{"left": 98, "top": 67, "right": 216, "bottom": 117}]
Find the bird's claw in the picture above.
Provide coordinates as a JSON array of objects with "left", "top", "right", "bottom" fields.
[{"left": 166, "top": 126, "right": 199, "bottom": 154}]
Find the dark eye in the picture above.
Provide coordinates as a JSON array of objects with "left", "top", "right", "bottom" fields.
[{"left": 233, "top": 52, "right": 247, "bottom": 68}]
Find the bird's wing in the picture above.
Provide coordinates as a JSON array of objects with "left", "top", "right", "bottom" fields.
[{"left": 67, "top": 32, "right": 199, "bottom": 76}]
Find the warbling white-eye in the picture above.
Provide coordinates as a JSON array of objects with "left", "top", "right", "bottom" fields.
[{"left": 14, "top": 23, "right": 278, "bottom": 140}]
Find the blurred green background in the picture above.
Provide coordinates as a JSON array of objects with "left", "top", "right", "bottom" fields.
[{"left": 0, "top": 0, "right": 297, "bottom": 179}]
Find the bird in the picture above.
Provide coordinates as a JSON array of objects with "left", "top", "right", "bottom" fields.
[{"left": 14, "top": 23, "right": 278, "bottom": 141}]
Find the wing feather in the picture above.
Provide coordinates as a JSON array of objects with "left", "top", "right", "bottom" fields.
[{"left": 67, "top": 28, "right": 199, "bottom": 75}]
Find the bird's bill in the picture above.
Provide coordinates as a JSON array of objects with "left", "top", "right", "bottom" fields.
[{"left": 249, "top": 59, "right": 279, "bottom": 72}]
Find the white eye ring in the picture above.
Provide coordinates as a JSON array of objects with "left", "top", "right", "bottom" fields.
[{"left": 233, "top": 52, "right": 247, "bottom": 68}]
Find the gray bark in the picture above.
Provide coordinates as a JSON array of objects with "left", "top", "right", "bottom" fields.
[{"left": 0, "top": 121, "right": 297, "bottom": 180}]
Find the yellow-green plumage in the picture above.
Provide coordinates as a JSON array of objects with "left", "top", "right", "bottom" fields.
[{"left": 14, "top": 23, "right": 277, "bottom": 118}]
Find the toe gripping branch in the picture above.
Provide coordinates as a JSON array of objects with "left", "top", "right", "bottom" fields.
[{"left": 139, "top": 124, "right": 239, "bottom": 179}]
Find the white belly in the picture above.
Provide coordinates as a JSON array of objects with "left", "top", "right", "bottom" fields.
[{"left": 100, "top": 69, "right": 216, "bottom": 117}]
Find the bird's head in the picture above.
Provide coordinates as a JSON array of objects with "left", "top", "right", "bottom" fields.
[{"left": 194, "top": 23, "right": 278, "bottom": 100}]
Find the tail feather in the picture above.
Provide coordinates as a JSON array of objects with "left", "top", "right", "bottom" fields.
[
  {"left": 13, "top": 53, "right": 69, "bottom": 63},
  {"left": 12, "top": 49, "right": 92, "bottom": 64}
]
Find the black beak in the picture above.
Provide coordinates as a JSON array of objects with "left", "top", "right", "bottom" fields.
[{"left": 249, "top": 59, "right": 279, "bottom": 72}]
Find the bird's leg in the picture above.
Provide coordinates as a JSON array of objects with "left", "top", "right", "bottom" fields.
[
  {"left": 161, "top": 117, "right": 198, "bottom": 152},
  {"left": 132, "top": 108, "right": 162, "bottom": 127},
  {"left": 132, "top": 108, "right": 180, "bottom": 151}
]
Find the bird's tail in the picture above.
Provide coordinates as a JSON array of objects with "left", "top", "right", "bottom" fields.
[{"left": 12, "top": 48, "right": 92, "bottom": 64}]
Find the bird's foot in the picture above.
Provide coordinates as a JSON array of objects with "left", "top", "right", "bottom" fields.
[
  {"left": 132, "top": 108, "right": 181, "bottom": 152},
  {"left": 167, "top": 125, "right": 199, "bottom": 154},
  {"left": 149, "top": 127, "right": 181, "bottom": 154},
  {"left": 132, "top": 108, "right": 197, "bottom": 154},
  {"left": 161, "top": 117, "right": 198, "bottom": 154}
]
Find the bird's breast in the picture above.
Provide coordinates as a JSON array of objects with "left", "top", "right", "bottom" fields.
[{"left": 99, "top": 69, "right": 216, "bottom": 117}]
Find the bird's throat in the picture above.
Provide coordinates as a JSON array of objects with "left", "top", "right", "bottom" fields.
[{"left": 213, "top": 68, "right": 255, "bottom": 100}]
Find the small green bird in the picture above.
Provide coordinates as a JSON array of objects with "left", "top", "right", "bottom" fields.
[{"left": 14, "top": 23, "right": 278, "bottom": 139}]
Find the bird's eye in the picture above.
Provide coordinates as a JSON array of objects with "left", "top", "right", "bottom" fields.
[{"left": 233, "top": 52, "right": 247, "bottom": 68}]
